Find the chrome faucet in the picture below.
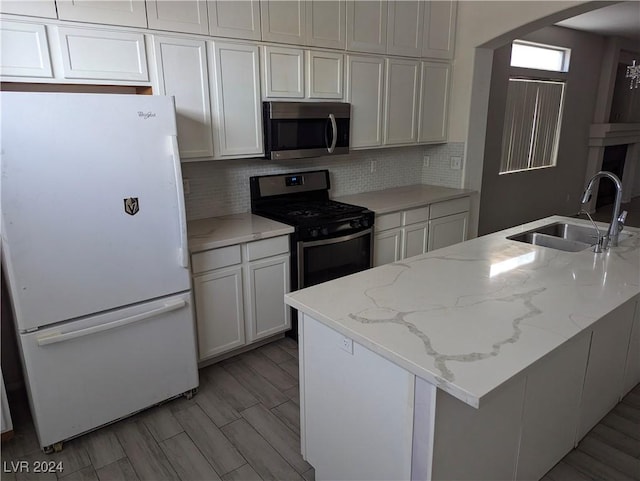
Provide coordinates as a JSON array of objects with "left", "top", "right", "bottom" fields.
[{"left": 580, "top": 171, "right": 627, "bottom": 250}]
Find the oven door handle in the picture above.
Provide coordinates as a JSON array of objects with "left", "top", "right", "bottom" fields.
[
  {"left": 327, "top": 113, "right": 337, "bottom": 153},
  {"left": 299, "top": 227, "right": 372, "bottom": 248}
]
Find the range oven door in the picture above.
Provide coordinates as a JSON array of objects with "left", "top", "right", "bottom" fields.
[{"left": 297, "top": 228, "right": 373, "bottom": 289}]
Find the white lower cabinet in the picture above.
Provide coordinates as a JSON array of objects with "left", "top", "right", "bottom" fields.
[
  {"left": 623, "top": 299, "right": 640, "bottom": 395},
  {"left": 373, "top": 227, "right": 402, "bottom": 267},
  {"left": 374, "top": 196, "right": 470, "bottom": 267},
  {"left": 152, "top": 36, "right": 213, "bottom": 159},
  {"left": 191, "top": 235, "right": 290, "bottom": 362},
  {"left": 577, "top": 299, "right": 637, "bottom": 439},
  {"left": 193, "top": 265, "right": 246, "bottom": 359},
  {"left": 244, "top": 254, "right": 291, "bottom": 342}
]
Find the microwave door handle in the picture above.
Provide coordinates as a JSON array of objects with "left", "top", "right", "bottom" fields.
[{"left": 328, "top": 113, "right": 337, "bottom": 153}]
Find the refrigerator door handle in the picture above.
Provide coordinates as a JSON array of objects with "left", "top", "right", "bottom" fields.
[
  {"left": 36, "top": 299, "right": 187, "bottom": 346},
  {"left": 170, "top": 135, "right": 189, "bottom": 268}
]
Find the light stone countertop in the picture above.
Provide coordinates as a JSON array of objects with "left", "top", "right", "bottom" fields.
[
  {"left": 187, "top": 213, "right": 293, "bottom": 253},
  {"left": 334, "top": 184, "right": 475, "bottom": 214},
  {"left": 285, "top": 215, "right": 640, "bottom": 408}
]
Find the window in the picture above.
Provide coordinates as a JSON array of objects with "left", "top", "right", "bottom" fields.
[
  {"left": 499, "top": 41, "right": 570, "bottom": 174},
  {"left": 510, "top": 41, "right": 570, "bottom": 72}
]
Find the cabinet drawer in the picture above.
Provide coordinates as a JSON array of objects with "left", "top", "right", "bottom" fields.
[
  {"left": 192, "top": 244, "right": 241, "bottom": 274},
  {"left": 375, "top": 212, "right": 402, "bottom": 232},
  {"left": 430, "top": 197, "right": 470, "bottom": 219},
  {"left": 57, "top": 27, "right": 148, "bottom": 81},
  {"left": 403, "top": 206, "right": 430, "bottom": 225},
  {"left": 245, "top": 235, "right": 289, "bottom": 261}
]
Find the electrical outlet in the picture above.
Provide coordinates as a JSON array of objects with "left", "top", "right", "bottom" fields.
[
  {"left": 423, "top": 155, "right": 430, "bottom": 168},
  {"left": 182, "top": 179, "right": 190, "bottom": 194},
  {"left": 370, "top": 160, "right": 377, "bottom": 173},
  {"left": 450, "top": 156, "right": 462, "bottom": 170},
  {"left": 340, "top": 336, "right": 354, "bottom": 354}
]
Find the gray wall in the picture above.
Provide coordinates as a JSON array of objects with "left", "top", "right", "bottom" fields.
[{"left": 478, "top": 26, "right": 605, "bottom": 235}]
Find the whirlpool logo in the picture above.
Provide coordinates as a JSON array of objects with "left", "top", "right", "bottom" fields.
[
  {"left": 137, "top": 111, "right": 156, "bottom": 119},
  {"left": 124, "top": 197, "right": 140, "bottom": 216}
]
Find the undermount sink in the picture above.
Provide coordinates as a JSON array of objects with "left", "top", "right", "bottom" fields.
[{"left": 507, "top": 222, "right": 602, "bottom": 252}]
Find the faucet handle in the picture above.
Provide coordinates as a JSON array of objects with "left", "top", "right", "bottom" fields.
[{"left": 617, "top": 210, "right": 628, "bottom": 231}]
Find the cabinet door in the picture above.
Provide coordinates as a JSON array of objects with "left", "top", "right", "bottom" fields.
[
  {"left": 244, "top": 255, "right": 291, "bottom": 342},
  {"left": 260, "top": 0, "right": 306, "bottom": 45},
  {"left": 152, "top": 36, "right": 213, "bottom": 159},
  {"left": 210, "top": 41, "right": 263, "bottom": 158},
  {"left": 193, "top": 266, "right": 245, "bottom": 360},
  {"left": 346, "top": 0, "right": 387, "bottom": 54},
  {"left": 578, "top": 300, "right": 636, "bottom": 440},
  {"left": 57, "top": 27, "right": 148, "bottom": 82},
  {"left": 622, "top": 299, "right": 640, "bottom": 395},
  {"left": 402, "top": 222, "right": 428, "bottom": 259},
  {"left": 374, "top": 228, "right": 402, "bottom": 267},
  {"left": 56, "top": 0, "right": 147, "bottom": 28},
  {"left": 418, "top": 61, "right": 450, "bottom": 143},
  {"left": 262, "top": 45, "right": 305, "bottom": 99},
  {"left": 306, "top": 0, "right": 345, "bottom": 50},
  {"left": 386, "top": 0, "right": 423, "bottom": 57},
  {"left": 208, "top": 0, "right": 261, "bottom": 41},
  {"left": 307, "top": 50, "right": 343, "bottom": 99},
  {"left": 0, "top": 1, "right": 56, "bottom": 18},
  {"left": 346, "top": 55, "right": 384, "bottom": 148},
  {"left": 384, "top": 58, "right": 419, "bottom": 145},
  {"left": 515, "top": 333, "right": 591, "bottom": 481},
  {"left": 427, "top": 211, "right": 468, "bottom": 251},
  {"left": 146, "top": 0, "right": 209, "bottom": 35},
  {"left": 0, "top": 21, "right": 52, "bottom": 78},
  {"left": 423, "top": 0, "right": 457, "bottom": 59}
]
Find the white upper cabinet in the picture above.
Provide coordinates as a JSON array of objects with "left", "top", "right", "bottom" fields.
[
  {"left": 56, "top": 1, "right": 148, "bottom": 28},
  {"left": 346, "top": 0, "right": 387, "bottom": 54},
  {"left": 208, "top": 0, "right": 261, "bottom": 41},
  {"left": 210, "top": 40, "right": 263, "bottom": 158},
  {"left": 307, "top": 50, "right": 343, "bottom": 99},
  {"left": 386, "top": 1, "right": 423, "bottom": 57},
  {"left": 57, "top": 26, "right": 148, "bottom": 82},
  {"left": 146, "top": 1, "right": 209, "bottom": 35},
  {"left": 384, "top": 57, "right": 419, "bottom": 145},
  {"left": 0, "top": 1, "right": 57, "bottom": 18},
  {"left": 422, "top": 0, "right": 457, "bottom": 59},
  {"left": 346, "top": 54, "right": 384, "bottom": 148},
  {"left": 418, "top": 61, "right": 450, "bottom": 143},
  {"left": 152, "top": 36, "right": 214, "bottom": 159},
  {"left": 306, "top": 0, "right": 345, "bottom": 50},
  {"left": 262, "top": 45, "right": 304, "bottom": 99},
  {"left": 0, "top": 21, "right": 53, "bottom": 78},
  {"left": 260, "top": 0, "right": 306, "bottom": 45}
]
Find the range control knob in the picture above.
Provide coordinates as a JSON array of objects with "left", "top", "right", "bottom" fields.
[
  {"left": 350, "top": 219, "right": 361, "bottom": 229},
  {"left": 309, "top": 228, "right": 319, "bottom": 238},
  {"left": 362, "top": 218, "right": 370, "bottom": 227},
  {"left": 320, "top": 227, "right": 329, "bottom": 236}
]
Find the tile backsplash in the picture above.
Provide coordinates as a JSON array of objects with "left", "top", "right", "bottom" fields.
[{"left": 183, "top": 142, "right": 464, "bottom": 220}]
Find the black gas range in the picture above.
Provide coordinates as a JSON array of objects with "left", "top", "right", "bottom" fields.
[{"left": 250, "top": 170, "right": 374, "bottom": 338}]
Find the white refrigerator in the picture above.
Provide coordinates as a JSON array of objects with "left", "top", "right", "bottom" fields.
[{"left": 1, "top": 92, "right": 199, "bottom": 452}]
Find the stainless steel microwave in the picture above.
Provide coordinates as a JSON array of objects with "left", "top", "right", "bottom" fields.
[{"left": 263, "top": 101, "right": 350, "bottom": 160}]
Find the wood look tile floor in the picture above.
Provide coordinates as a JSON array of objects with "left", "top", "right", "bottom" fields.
[{"left": 2, "top": 337, "right": 639, "bottom": 481}]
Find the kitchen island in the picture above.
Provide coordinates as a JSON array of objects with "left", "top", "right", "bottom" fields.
[{"left": 284, "top": 216, "right": 640, "bottom": 481}]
